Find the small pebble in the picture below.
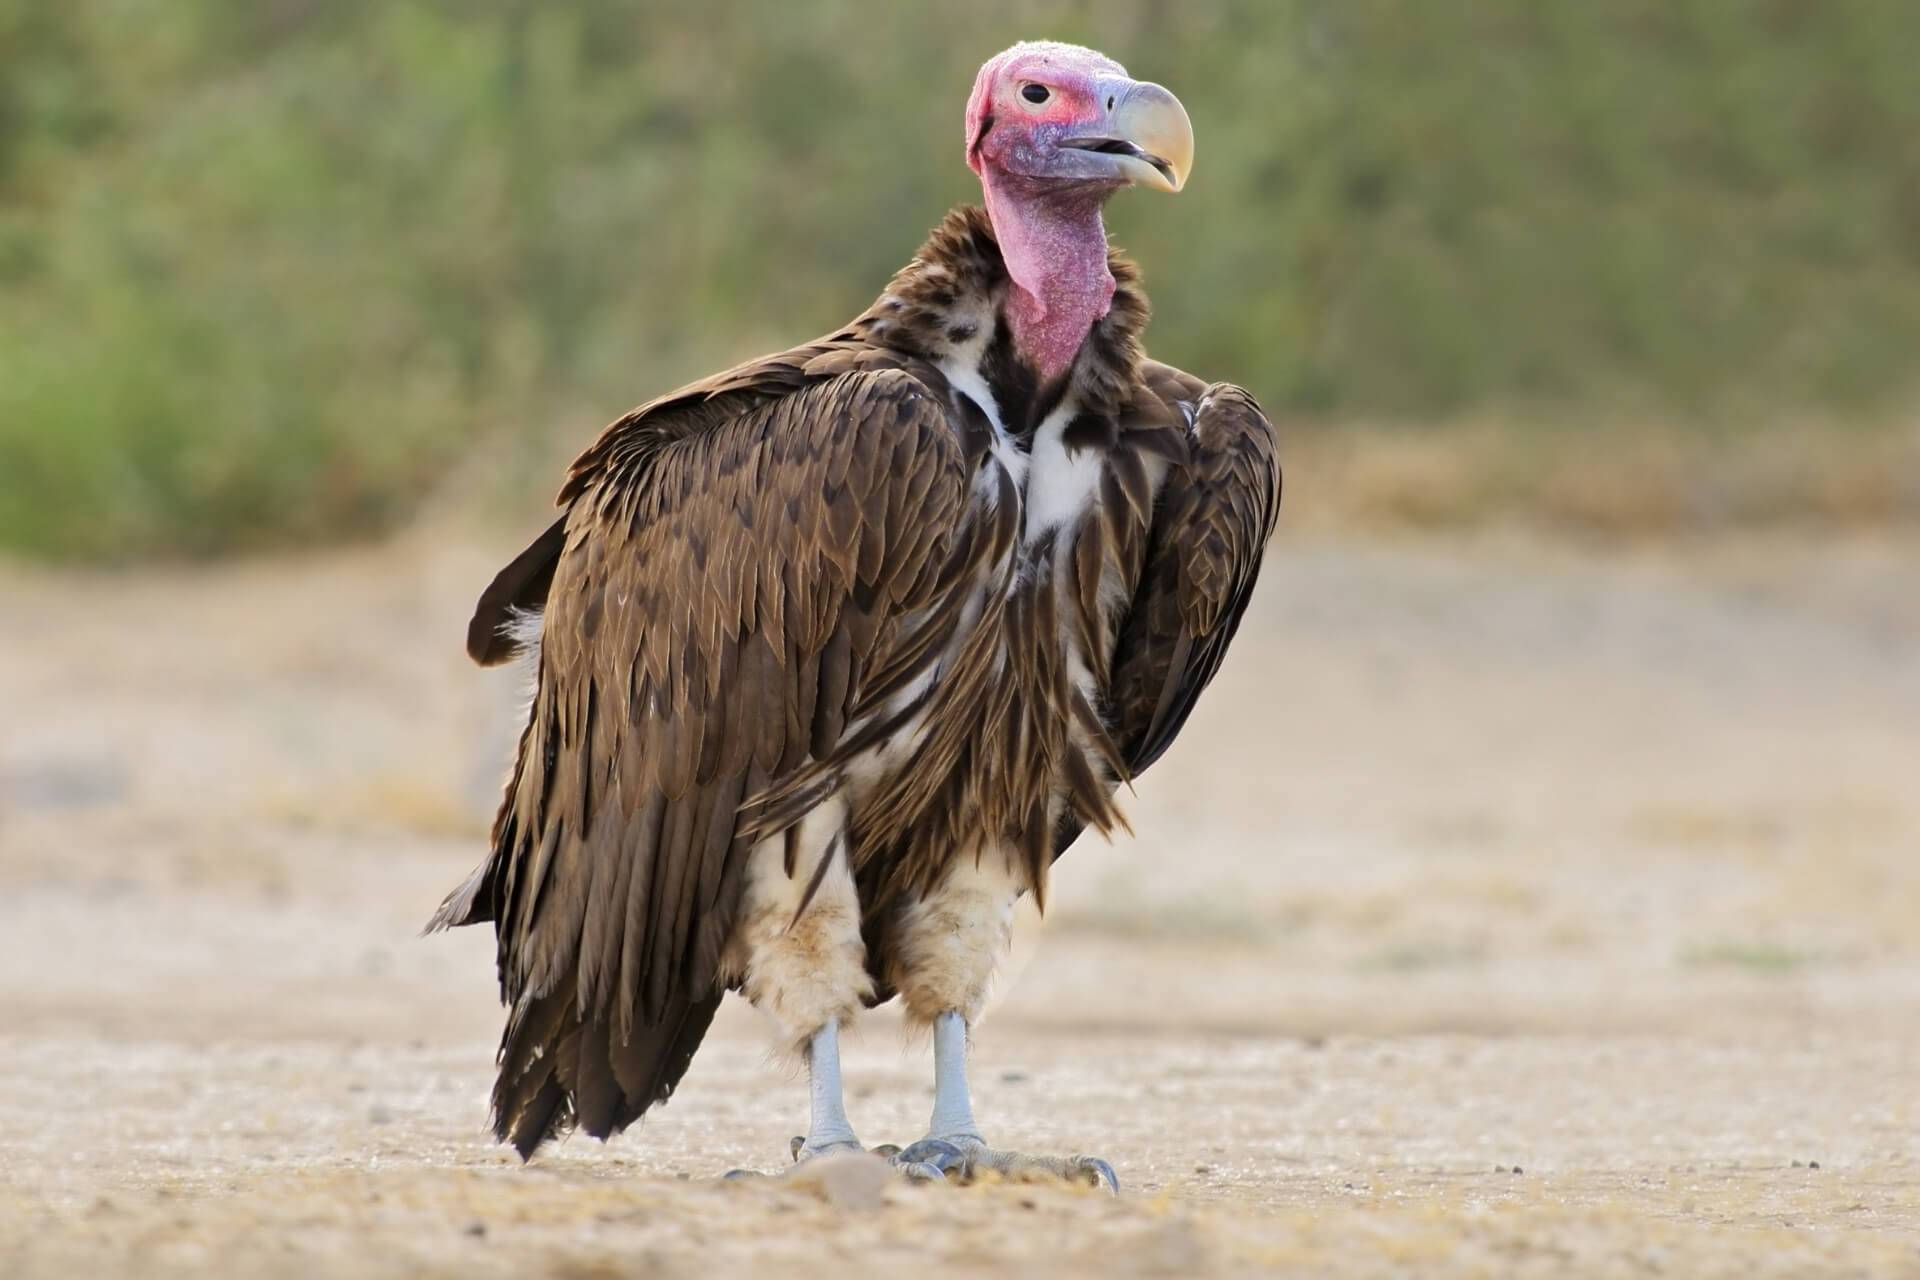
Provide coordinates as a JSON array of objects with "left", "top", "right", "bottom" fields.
[
  {"left": 785, "top": 1151, "right": 891, "bottom": 1211},
  {"left": 464, "top": 1222, "right": 486, "bottom": 1239}
]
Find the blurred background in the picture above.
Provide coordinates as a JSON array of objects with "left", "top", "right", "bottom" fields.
[
  {"left": 3, "top": 0, "right": 1919, "bottom": 558},
  {"left": 3, "top": 4, "right": 1919, "bottom": 1275}
]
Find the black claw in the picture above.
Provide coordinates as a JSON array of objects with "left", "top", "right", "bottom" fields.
[
  {"left": 894, "top": 1138, "right": 966, "bottom": 1174},
  {"left": 790, "top": 1136, "right": 807, "bottom": 1163},
  {"left": 1079, "top": 1158, "right": 1120, "bottom": 1194},
  {"left": 895, "top": 1159, "right": 947, "bottom": 1183},
  {"left": 870, "top": 1143, "right": 903, "bottom": 1158}
]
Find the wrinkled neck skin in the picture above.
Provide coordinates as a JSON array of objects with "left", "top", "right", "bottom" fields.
[{"left": 980, "top": 172, "right": 1118, "bottom": 383}]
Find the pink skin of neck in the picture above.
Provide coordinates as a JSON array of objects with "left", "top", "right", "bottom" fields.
[
  {"left": 965, "top": 45, "right": 1128, "bottom": 383},
  {"left": 979, "top": 174, "right": 1116, "bottom": 383}
]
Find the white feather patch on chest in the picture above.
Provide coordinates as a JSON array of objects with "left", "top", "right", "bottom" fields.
[{"left": 1023, "top": 398, "right": 1102, "bottom": 541}]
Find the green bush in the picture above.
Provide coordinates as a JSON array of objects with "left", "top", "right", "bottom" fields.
[{"left": 3, "top": 1, "right": 1917, "bottom": 558}]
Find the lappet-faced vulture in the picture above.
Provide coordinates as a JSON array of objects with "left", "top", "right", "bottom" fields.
[{"left": 430, "top": 40, "right": 1280, "bottom": 1187}]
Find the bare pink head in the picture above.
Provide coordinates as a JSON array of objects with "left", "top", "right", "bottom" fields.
[{"left": 962, "top": 42, "right": 1193, "bottom": 380}]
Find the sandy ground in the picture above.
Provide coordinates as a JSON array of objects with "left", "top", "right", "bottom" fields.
[{"left": 2, "top": 526, "right": 1917, "bottom": 1277}]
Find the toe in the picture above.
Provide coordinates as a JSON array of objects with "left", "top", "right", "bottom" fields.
[
  {"left": 893, "top": 1138, "right": 967, "bottom": 1175},
  {"left": 958, "top": 1147, "right": 1119, "bottom": 1191},
  {"left": 894, "top": 1159, "right": 948, "bottom": 1183}
]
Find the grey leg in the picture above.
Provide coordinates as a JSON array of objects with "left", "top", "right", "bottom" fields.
[
  {"left": 725, "top": 1020, "right": 870, "bottom": 1179},
  {"left": 796, "top": 1018, "right": 861, "bottom": 1158},
  {"left": 927, "top": 1009, "right": 983, "bottom": 1142}
]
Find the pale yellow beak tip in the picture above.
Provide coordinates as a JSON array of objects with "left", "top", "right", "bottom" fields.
[{"left": 1116, "top": 82, "right": 1194, "bottom": 193}]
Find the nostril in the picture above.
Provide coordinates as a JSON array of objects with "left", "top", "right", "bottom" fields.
[{"left": 1107, "top": 96, "right": 1115, "bottom": 111}]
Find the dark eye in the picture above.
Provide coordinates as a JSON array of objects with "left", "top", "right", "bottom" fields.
[{"left": 1020, "top": 83, "right": 1050, "bottom": 105}]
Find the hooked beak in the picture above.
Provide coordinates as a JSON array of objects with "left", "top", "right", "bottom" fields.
[{"left": 1062, "top": 80, "right": 1194, "bottom": 193}]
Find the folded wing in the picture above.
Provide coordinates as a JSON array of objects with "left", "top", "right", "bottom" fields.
[
  {"left": 431, "top": 360, "right": 972, "bottom": 1156},
  {"left": 1105, "top": 375, "right": 1281, "bottom": 778}
]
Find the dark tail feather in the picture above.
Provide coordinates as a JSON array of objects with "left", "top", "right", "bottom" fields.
[
  {"left": 492, "top": 985, "right": 723, "bottom": 1159},
  {"left": 492, "top": 988, "right": 574, "bottom": 1155},
  {"left": 508, "top": 1076, "right": 572, "bottom": 1161},
  {"left": 618, "top": 989, "right": 723, "bottom": 1118}
]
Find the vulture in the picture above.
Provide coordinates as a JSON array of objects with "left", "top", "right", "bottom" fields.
[{"left": 429, "top": 40, "right": 1280, "bottom": 1188}]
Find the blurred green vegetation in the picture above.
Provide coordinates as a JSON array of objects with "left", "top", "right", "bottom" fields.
[{"left": 2, "top": 1, "right": 1917, "bottom": 559}]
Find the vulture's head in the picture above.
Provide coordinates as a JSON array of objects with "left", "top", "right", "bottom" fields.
[
  {"left": 962, "top": 42, "right": 1193, "bottom": 379},
  {"left": 965, "top": 41, "right": 1193, "bottom": 197}
]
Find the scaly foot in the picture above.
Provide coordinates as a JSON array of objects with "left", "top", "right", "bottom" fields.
[{"left": 890, "top": 1134, "right": 1119, "bottom": 1191}]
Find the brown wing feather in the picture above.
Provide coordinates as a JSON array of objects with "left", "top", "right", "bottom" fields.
[
  {"left": 1057, "top": 367, "right": 1280, "bottom": 863},
  {"left": 1111, "top": 371, "right": 1280, "bottom": 773},
  {"left": 429, "top": 358, "right": 972, "bottom": 1156}
]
